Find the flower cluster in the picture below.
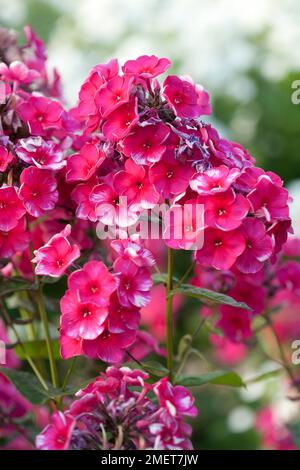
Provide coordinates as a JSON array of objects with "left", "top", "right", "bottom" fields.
[{"left": 36, "top": 366, "right": 197, "bottom": 450}]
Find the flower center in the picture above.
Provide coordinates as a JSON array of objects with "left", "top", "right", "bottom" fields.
[
  {"left": 166, "top": 170, "right": 173, "bottom": 179},
  {"left": 218, "top": 208, "right": 226, "bottom": 216},
  {"left": 102, "top": 330, "right": 110, "bottom": 340},
  {"left": 0, "top": 202, "right": 7, "bottom": 209},
  {"left": 136, "top": 181, "right": 143, "bottom": 189},
  {"left": 56, "top": 259, "right": 64, "bottom": 268},
  {"left": 82, "top": 309, "right": 91, "bottom": 318},
  {"left": 143, "top": 142, "right": 152, "bottom": 150},
  {"left": 214, "top": 240, "right": 223, "bottom": 247}
]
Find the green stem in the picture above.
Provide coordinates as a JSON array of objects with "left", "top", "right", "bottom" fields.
[
  {"left": 0, "top": 300, "right": 48, "bottom": 391},
  {"left": 166, "top": 247, "right": 174, "bottom": 382},
  {"left": 175, "top": 262, "right": 195, "bottom": 289},
  {"left": 36, "top": 282, "right": 58, "bottom": 388},
  {"left": 61, "top": 357, "right": 77, "bottom": 393},
  {"left": 267, "top": 317, "right": 300, "bottom": 394}
]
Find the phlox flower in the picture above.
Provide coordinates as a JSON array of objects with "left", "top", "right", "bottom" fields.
[
  {"left": 163, "top": 75, "right": 211, "bottom": 119},
  {"left": 149, "top": 152, "right": 194, "bottom": 198},
  {"left": 110, "top": 237, "right": 156, "bottom": 267},
  {"left": 60, "top": 289, "right": 108, "bottom": 340},
  {"left": 247, "top": 175, "right": 290, "bottom": 222},
  {"left": 95, "top": 74, "right": 133, "bottom": 117},
  {"left": 0, "top": 60, "right": 40, "bottom": 84},
  {"left": 114, "top": 257, "right": 153, "bottom": 308},
  {"left": 122, "top": 55, "right": 171, "bottom": 79},
  {"left": 82, "top": 324, "right": 136, "bottom": 363},
  {"left": 190, "top": 165, "right": 240, "bottom": 195},
  {"left": 108, "top": 293, "right": 141, "bottom": 333},
  {"left": 66, "top": 143, "right": 105, "bottom": 182},
  {"left": 0, "top": 218, "right": 30, "bottom": 258},
  {"left": 67, "top": 260, "right": 117, "bottom": 307},
  {"left": 32, "top": 224, "right": 80, "bottom": 277},
  {"left": 203, "top": 189, "right": 250, "bottom": 231},
  {"left": 15, "top": 137, "right": 66, "bottom": 170},
  {"left": 196, "top": 227, "right": 246, "bottom": 270},
  {"left": 36, "top": 411, "right": 75, "bottom": 450},
  {"left": 154, "top": 377, "right": 198, "bottom": 418},
  {"left": 60, "top": 331, "right": 83, "bottom": 360},
  {"left": 102, "top": 97, "right": 138, "bottom": 141},
  {"left": 71, "top": 178, "right": 98, "bottom": 222},
  {"left": 216, "top": 306, "right": 252, "bottom": 342},
  {"left": 235, "top": 218, "right": 273, "bottom": 274},
  {"left": 90, "top": 179, "right": 139, "bottom": 227},
  {"left": 113, "top": 158, "right": 159, "bottom": 209},
  {"left": 19, "top": 166, "right": 58, "bottom": 217},
  {"left": 122, "top": 122, "right": 169, "bottom": 165},
  {"left": 0, "top": 185, "right": 26, "bottom": 232},
  {"left": 163, "top": 201, "right": 205, "bottom": 251},
  {"left": 0, "top": 145, "right": 14, "bottom": 172},
  {"left": 17, "top": 95, "right": 63, "bottom": 136}
]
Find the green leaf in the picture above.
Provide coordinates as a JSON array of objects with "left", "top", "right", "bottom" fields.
[
  {"left": 176, "top": 370, "right": 246, "bottom": 388},
  {"left": 246, "top": 368, "right": 283, "bottom": 384},
  {"left": 0, "top": 277, "right": 37, "bottom": 297},
  {"left": 288, "top": 421, "right": 300, "bottom": 449},
  {"left": 171, "top": 283, "right": 252, "bottom": 310},
  {"left": 0, "top": 367, "right": 89, "bottom": 404},
  {"left": 15, "top": 339, "right": 61, "bottom": 360},
  {"left": 141, "top": 361, "right": 169, "bottom": 377},
  {"left": 152, "top": 273, "right": 179, "bottom": 285},
  {"left": 0, "top": 368, "right": 54, "bottom": 404}
]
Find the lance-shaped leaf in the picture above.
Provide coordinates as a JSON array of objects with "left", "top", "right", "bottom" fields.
[
  {"left": 170, "top": 283, "right": 251, "bottom": 310},
  {"left": 176, "top": 370, "right": 246, "bottom": 388}
]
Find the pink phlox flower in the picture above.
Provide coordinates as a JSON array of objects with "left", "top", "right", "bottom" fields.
[
  {"left": 163, "top": 75, "right": 211, "bottom": 119},
  {"left": 67, "top": 260, "right": 117, "bottom": 306},
  {"left": 66, "top": 142, "right": 105, "bottom": 182},
  {"left": 114, "top": 257, "right": 153, "bottom": 308},
  {"left": 102, "top": 97, "right": 138, "bottom": 141},
  {"left": 110, "top": 237, "right": 156, "bottom": 267},
  {"left": 122, "top": 122, "right": 170, "bottom": 165},
  {"left": 60, "top": 289, "right": 108, "bottom": 340},
  {"left": 95, "top": 74, "right": 133, "bottom": 117},
  {"left": 149, "top": 152, "right": 194, "bottom": 198},
  {"left": 196, "top": 227, "right": 246, "bottom": 270},
  {"left": 163, "top": 200, "right": 205, "bottom": 250},
  {"left": 0, "top": 60, "right": 40, "bottom": 84},
  {"left": 154, "top": 377, "right": 198, "bottom": 419},
  {"left": 0, "top": 145, "right": 14, "bottom": 172},
  {"left": 0, "top": 217, "right": 30, "bottom": 258},
  {"left": 247, "top": 175, "right": 290, "bottom": 222},
  {"left": 113, "top": 158, "right": 159, "bottom": 209},
  {"left": 0, "top": 185, "right": 26, "bottom": 232},
  {"left": 36, "top": 411, "right": 75, "bottom": 450},
  {"left": 235, "top": 218, "right": 273, "bottom": 274},
  {"left": 202, "top": 189, "right": 250, "bottom": 231},
  {"left": 19, "top": 166, "right": 58, "bottom": 217},
  {"left": 71, "top": 178, "right": 98, "bottom": 222},
  {"left": 15, "top": 137, "right": 66, "bottom": 170},
  {"left": 190, "top": 165, "right": 240, "bottom": 195},
  {"left": 17, "top": 95, "right": 63, "bottom": 136},
  {"left": 122, "top": 55, "right": 171, "bottom": 79},
  {"left": 32, "top": 224, "right": 80, "bottom": 277}
]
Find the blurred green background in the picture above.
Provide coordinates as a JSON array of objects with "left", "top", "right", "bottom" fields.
[{"left": 1, "top": 0, "right": 300, "bottom": 449}]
